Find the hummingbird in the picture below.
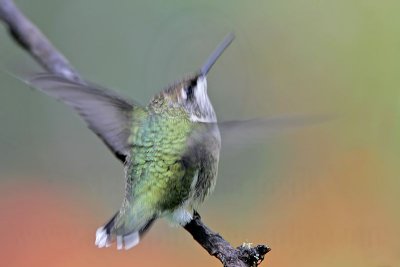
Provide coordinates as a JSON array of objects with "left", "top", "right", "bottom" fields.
[{"left": 17, "top": 33, "right": 235, "bottom": 250}]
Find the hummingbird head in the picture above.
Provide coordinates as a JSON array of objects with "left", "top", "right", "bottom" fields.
[
  {"left": 155, "top": 74, "right": 216, "bottom": 122},
  {"left": 149, "top": 33, "right": 235, "bottom": 123}
]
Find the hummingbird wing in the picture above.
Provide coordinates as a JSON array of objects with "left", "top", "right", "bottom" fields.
[
  {"left": 16, "top": 72, "right": 144, "bottom": 163},
  {"left": 217, "top": 114, "right": 333, "bottom": 147},
  {"left": 188, "top": 114, "right": 333, "bottom": 153}
]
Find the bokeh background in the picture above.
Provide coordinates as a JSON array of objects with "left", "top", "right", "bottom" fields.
[{"left": 1, "top": 0, "right": 400, "bottom": 266}]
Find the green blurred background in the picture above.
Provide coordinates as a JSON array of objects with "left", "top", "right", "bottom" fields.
[{"left": 1, "top": 0, "right": 399, "bottom": 266}]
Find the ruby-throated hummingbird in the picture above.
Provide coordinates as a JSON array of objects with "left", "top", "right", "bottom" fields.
[
  {"left": 17, "top": 33, "right": 235, "bottom": 250},
  {"left": 9, "top": 32, "right": 329, "bottom": 250}
]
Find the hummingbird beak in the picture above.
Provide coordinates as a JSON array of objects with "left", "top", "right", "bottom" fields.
[{"left": 200, "top": 33, "right": 235, "bottom": 77}]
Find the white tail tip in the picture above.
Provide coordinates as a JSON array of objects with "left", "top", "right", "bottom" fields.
[
  {"left": 121, "top": 231, "right": 140, "bottom": 250},
  {"left": 95, "top": 226, "right": 140, "bottom": 250},
  {"left": 95, "top": 227, "right": 111, "bottom": 248}
]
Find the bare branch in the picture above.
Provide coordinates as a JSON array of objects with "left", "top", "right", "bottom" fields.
[
  {"left": 184, "top": 211, "right": 270, "bottom": 267},
  {"left": 0, "top": 1, "right": 271, "bottom": 266}
]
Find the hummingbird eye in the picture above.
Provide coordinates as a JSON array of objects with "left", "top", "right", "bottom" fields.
[
  {"left": 185, "top": 86, "right": 193, "bottom": 99},
  {"left": 185, "top": 81, "right": 196, "bottom": 100},
  {"left": 184, "top": 79, "right": 197, "bottom": 100}
]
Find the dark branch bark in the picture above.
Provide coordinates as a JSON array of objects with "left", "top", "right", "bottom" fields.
[
  {"left": 0, "top": 1, "right": 270, "bottom": 266},
  {"left": 185, "top": 211, "right": 270, "bottom": 267}
]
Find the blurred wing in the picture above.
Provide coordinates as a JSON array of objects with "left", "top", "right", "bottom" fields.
[
  {"left": 185, "top": 114, "right": 332, "bottom": 160},
  {"left": 18, "top": 72, "right": 144, "bottom": 163},
  {"left": 218, "top": 115, "right": 333, "bottom": 147}
]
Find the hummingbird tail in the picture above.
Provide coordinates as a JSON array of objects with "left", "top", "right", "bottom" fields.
[{"left": 95, "top": 211, "right": 155, "bottom": 250}]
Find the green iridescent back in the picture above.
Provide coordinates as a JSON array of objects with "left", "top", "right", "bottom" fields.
[{"left": 126, "top": 107, "right": 196, "bottom": 213}]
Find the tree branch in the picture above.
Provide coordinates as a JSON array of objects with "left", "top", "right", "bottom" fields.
[
  {"left": 185, "top": 211, "right": 270, "bottom": 267},
  {"left": 0, "top": 1, "right": 271, "bottom": 266}
]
